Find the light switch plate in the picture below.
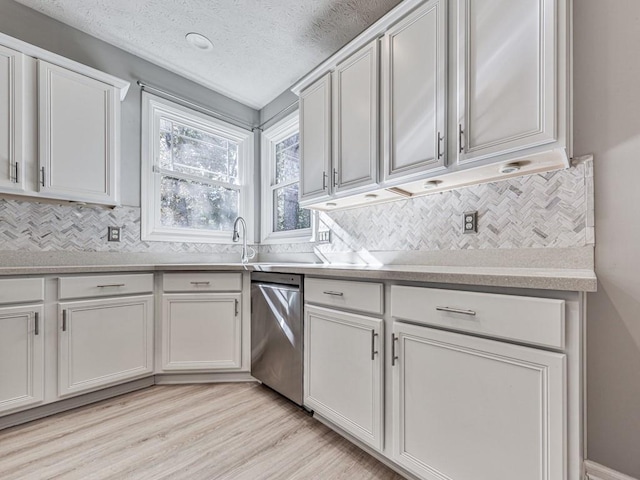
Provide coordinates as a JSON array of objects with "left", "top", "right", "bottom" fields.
[
  {"left": 463, "top": 211, "right": 477, "bottom": 234},
  {"left": 108, "top": 226, "right": 121, "bottom": 242}
]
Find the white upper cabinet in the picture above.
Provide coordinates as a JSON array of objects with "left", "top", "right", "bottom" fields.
[
  {"left": 0, "top": 45, "right": 25, "bottom": 194},
  {"left": 456, "top": 0, "right": 558, "bottom": 164},
  {"left": 382, "top": 0, "right": 447, "bottom": 182},
  {"left": 299, "top": 73, "right": 332, "bottom": 203},
  {"left": 38, "top": 60, "right": 119, "bottom": 205},
  {"left": 293, "top": 0, "right": 569, "bottom": 210},
  {"left": 0, "top": 33, "right": 128, "bottom": 206},
  {"left": 333, "top": 39, "right": 379, "bottom": 194}
]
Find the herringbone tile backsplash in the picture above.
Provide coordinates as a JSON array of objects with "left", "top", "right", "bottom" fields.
[{"left": 0, "top": 160, "right": 593, "bottom": 255}]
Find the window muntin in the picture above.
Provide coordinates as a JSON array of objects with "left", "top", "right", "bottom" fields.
[{"left": 142, "top": 93, "right": 253, "bottom": 243}]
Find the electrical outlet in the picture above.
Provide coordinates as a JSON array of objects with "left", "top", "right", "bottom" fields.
[
  {"left": 108, "top": 226, "right": 122, "bottom": 242},
  {"left": 463, "top": 211, "right": 477, "bottom": 234},
  {"left": 317, "top": 230, "right": 331, "bottom": 243}
]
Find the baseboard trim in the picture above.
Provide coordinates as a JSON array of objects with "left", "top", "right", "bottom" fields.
[
  {"left": 154, "top": 372, "right": 257, "bottom": 384},
  {"left": 586, "top": 461, "right": 639, "bottom": 480},
  {"left": 0, "top": 377, "right": 155, "bottom": 431}
]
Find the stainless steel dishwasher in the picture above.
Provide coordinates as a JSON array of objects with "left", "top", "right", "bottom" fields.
[{"left": 251, "top": 272, "right": 303, "bottom": 406}]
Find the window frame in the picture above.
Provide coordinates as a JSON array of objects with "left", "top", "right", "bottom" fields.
[
  {"left": 141, "top": 92, "right": 254, "bottom": 244},
  {"left": 260, "top": 111, "right": 314, "bottom": 244}
]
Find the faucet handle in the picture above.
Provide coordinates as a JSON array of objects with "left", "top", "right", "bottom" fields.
[{"left": 247, "top": 246, "right": 256, "bottom": 260}]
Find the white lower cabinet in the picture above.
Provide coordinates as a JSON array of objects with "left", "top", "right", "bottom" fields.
[
  {"left": 304, "top": 305, "right": 384, "bottom": 450},
  {"left": 0, "top": 305, "right": 44, "bottom": 414},
  {"left": 58, "top": 295, "right": 154, "bottom": 398},
  {"left": 392, "top": 321, "right": 566, "bottom": 480},
  {"left": 161, "top": 293, "right": 242, "bottom": 371}
]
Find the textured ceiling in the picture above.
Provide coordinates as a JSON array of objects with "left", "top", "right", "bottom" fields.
[{"left": 13, "top": 0, "right": 403, "bottom": 109}]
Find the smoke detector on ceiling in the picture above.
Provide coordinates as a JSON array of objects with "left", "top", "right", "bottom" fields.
[{"left": 185, "top": 32, "right": 214, "bottom": 52}]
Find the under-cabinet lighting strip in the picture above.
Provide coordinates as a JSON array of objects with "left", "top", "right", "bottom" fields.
[{"left": 137, "top": 80, "right": 298, "bottom": 132}]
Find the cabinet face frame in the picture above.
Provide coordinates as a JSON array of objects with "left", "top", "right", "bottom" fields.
[
  {"left": 0, "top": 45, "right": 25, "bottom": 194},
  {"left": 456, "top": 0, "right": 557, "bottom": 165},
  {"left": 161, "top": 293, "right": 242, "bottom": 371},
  {"left": 37, "top": 60, "right": 119, "bottom": 205},
  {"left": 304, "top": 305, "right": 384, "bottom": 451},
  {"left": 299, "top": 73, "right": 332, "bottom": 204},
  {"left": 392, "top": 321, "right": 566, "bottom": 480},
  {"left": 0, "top": 305, "right": 44, "bottom": 414},
  {"left": 382, "top": 0, "right": 448, "bottom": 182},
  {"left": 332, "top": 39, "right": 379, "bottom": 195},
  {"left": 58, "top": 295, "right": 154, "bottom": 398}
]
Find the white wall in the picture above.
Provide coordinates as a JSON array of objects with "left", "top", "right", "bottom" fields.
[{"left": 574, "top": 1, "right": 640, "bottom": 477}]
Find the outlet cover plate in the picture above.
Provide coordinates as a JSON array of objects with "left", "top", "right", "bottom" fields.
[
  {"left": 108, "top": 226, "right": 121, "bottom": 242},
  {"left": 463, "top": 211, "right": 477, "bottom": 234},
  {"left": 317, "top": 231, "right": 331, "bottom": 243}
]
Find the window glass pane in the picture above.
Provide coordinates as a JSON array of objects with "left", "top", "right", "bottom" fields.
[
  {"left": 275, "top": 133, "right": 300, "bottom": 184},
  {"left": 160, "top": 176, "right": 238, "bottom": 231},
  {"left": 273, "top": 183, "right": 310, "bottom": 232},
  {"left": 159, "top": 117, "right": 239, "bottom": 185}
]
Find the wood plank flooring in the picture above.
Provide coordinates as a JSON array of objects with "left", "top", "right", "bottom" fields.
[{"left": 0, "top": 383, "right": 405, "bottom": 480}]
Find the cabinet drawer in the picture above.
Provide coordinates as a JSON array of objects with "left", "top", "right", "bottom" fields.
[
  {"left": 163, "top": 273, "right": 242, "bottom": 292},
  {"left": 0, "top": 278, "right": 44, "bottom": 304},
  {"left": 391, "top": 286, "right": 565, "bottom": 349},
  {"left": 305, "top": 278, "right": 383, "bottom": 315},
  {"left": 59, "top": 274, "right": 154, "bottom": 300}
]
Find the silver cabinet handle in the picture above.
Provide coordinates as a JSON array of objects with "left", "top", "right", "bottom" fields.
[
  {"left": 322, "top": 171, "right": 328, "bottom": 191},
  {"left": 437, "top": 131, "right": 444, "bottom": 159},
  {"left": 97, "top": 284, "right": 125, "bottom": 288},
  {"left": 371, "top": 331, "right": 378, "bottom": 361},
  {"left": 34, "top": 312, "right": 39, "bottom": 336},
  {"left": 436, "top": 306, "right": 477, "bottom": 316},
  {"left": 190, "top": 281, "right": 211, "bottom": 285},
  {"left": 458, "top": 124, "right": 465, "bottom": 154},
  {"left": 333, "top": 168, "right": 338, "bottom": 187},
  {"left": 234, "top": 299, "right": 239, "bottom": 317},
  {"left": 323, "top": 290, "right": 343, "bottom": 296},
  {"left": 14, "top": 162, "right": 19, "bottom": 184},
  {"left": 40, "top": 166, "right": 46, "bottom": 187},
  {"left": 391, "top": 333, "right": 398, "bottom": 366},
  {"left": 62, "top": 310, "right": 67, "bottom": 332}
]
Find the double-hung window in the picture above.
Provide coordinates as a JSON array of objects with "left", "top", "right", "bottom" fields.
[
  {"left": 261, "top": 112, "right": 312, "bottom": 243},
  {"left": 142, "top": 93, "right": 253, "bottom": 243}
]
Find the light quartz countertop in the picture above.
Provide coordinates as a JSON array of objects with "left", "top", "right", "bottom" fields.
[{"left": 0, "top": 261, "right": 597, "bottom": 292}]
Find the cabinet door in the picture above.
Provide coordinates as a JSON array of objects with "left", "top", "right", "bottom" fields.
[
  {"left": 38, "top": 60, "right": 118, "bottom": 205},
  {"left": 0, "top": 45, "right": 25, "bottom": 194},
  {"left": 0, "top": 305, "right": 44, "bottom": 415},
  {"left": 161, "top": 293, "right": 242, "bottom": 371},
  {"left": 382, "top": 0, "right": 447, "bottom": 182},
  {"left": 58, "top": 295, "right": 153, "bottom": 398},
  {"left": 457, "top": 0, "right": 556, "bottom": 164},
  {"left": 300, "top": 73, "right": 331, "bottom": 204},
  {"left": 333, "top": 39, "right": 379, "bottom": 195},
  {"left": 304, "top": 305, "right": 383, "bottom": 450},
  {"left": 392, "top": 322, "right": 566, "bottom": 480}
]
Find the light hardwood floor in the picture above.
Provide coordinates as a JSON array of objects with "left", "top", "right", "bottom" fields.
[{"left": 0, "top": 383, "right": 405, "bottom": 480}]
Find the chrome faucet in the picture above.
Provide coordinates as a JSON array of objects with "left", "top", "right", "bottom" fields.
[{"left": 232, "top": 216, "right": 255, "bottom": 264}]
